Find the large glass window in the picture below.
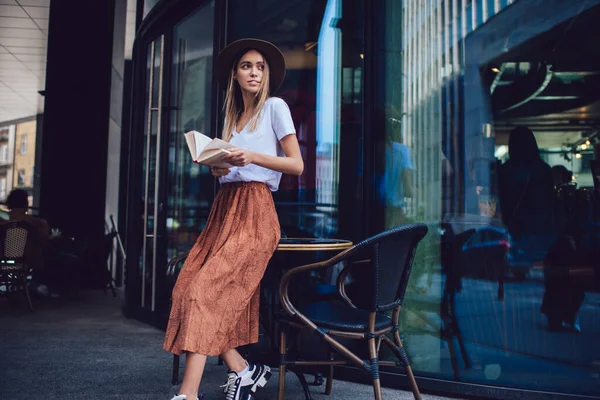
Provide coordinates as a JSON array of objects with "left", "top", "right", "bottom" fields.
[
  {"left": 167, "top": 2, "right": 215, "bottom": 261},
  {"left": 374, "top": 0, "right": 600, "bottom": 396},
  {"left": 228, "top": 0, "right": 365, "bottom": 241}
]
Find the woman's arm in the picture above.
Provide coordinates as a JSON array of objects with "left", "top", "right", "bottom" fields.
[{"left": 224, "top": 134, "right": 304, "bottom": 176}]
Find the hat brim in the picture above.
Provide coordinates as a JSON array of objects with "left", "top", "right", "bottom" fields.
[{"left": 215, "top": 38, "right": 286, "bottom": 94}]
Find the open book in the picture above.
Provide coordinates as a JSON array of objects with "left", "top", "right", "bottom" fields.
[{"left": 184, "top": 130, "right": 234, "bottom": 168}]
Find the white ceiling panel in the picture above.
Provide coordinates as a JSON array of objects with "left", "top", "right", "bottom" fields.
[
  {"left": 0, "top": 4, "right": 28, "bottom": 17},
  {"left": 5, "top": 45, "right": 44, "bottom": 54},
  {"left": 1, "top": 76, "right": 37, "bottom": 83},
  {"left": 3, "top": 88, "right": 40, "bottom": 96},
  {"left": 22, "top": 6, "right": 49, "bottom": 18},
  {"left": 0, "top": 69, "right": 35, "bottom": 77},
  {"left": 18, "top": 59, "right": 43, "bottom": 66},
  {"left": 0, "top": 27, "right": 45, "bottom": 39},
  {"left": 0, "top": 16, "right": 38, "bottom": 28},
  {"left": 6, "top": 87, "right": 40, "bottom": 93},
  {"left": 13, "top": 53, "right": 45, "bottom": 61},
  {"left": 0, "top": 37, "right": 46, "bottom": 47},
  {"left": 0, "top": 60, "right": 24, "bottom": 68},
  {"left": 0, "top": 0, "right": 49, "bottom": 122},
  {"left": 16, "top": 0, "right": 50, "bottom": 6},
  {"left": 33, "top": 17, "right": 47, "bottom": 27}
]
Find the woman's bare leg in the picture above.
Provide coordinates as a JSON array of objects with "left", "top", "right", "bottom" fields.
[
  {"left": 220, "top": 348, "right": 247, "bottom": 373},
  {"left": 178, "top": 352, "right": 207, "bottom": 399}
]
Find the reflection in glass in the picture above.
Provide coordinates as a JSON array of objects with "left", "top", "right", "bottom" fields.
[
  {"left": 228, "top": 0, "right": 362, "bottom": 240},
  {"left": 167, "top": 2, "right": 215, "bottom": 263},
  {"left": 315, "top": 0, "right": 342, "bottom": 236},
  {"left": 376, "top": 0, "right": 600, "bottom": 396}
]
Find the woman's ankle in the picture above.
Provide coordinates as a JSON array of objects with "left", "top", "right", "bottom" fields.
[
  {"left": 177, "top": 387, "right": 197, "bottom": 399},
  {"left": 235, "top": 360, "right": 249, "bottom": 374}
]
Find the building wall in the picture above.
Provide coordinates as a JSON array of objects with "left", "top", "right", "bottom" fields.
[
  {"left": 13, "top": 120, "right": 36, "bottom": 191},
  {"left": 105, "top": 0, "right": 129, "bottom": 281},
  {"left": 0, "top": 125, "right": 15, "bottom": 202}
]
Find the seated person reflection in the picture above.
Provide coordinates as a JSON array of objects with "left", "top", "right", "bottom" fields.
[
  {"left": 477, "top": 191, "right": 498, "bottom": 218},
  {"left": 552, "top": 165, "right": 573, "bottom": 189},
  {"left": 498, "top": 126, "right": 557, "bottom": 261},
  {"left": 541, "top": 232, "right": 585, "bottom": 333},
  {"left": 380, "top": 111, "right": 414, "bottom": 227}
]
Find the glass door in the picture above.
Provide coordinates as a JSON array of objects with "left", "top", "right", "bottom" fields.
[
  {"left": 141, "top": 36, "right": 165, "bottom": 311},
  {"left": 166, "top": 3, "right": 215, "bottom": 263},
  {"left": 136, "top": 2, "right": 216, "bottom": 317}
]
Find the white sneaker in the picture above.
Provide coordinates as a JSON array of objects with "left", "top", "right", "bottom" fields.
[
  {"left": 221, "top": 362, "right": 271, "bottom": 400},
  {"left": 170, "top": 395, "right": 201, "bottom": 400}
]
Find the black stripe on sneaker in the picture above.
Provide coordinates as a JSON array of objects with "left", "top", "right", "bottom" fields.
[{"left": 250, "top": 364, "right": 262, "bottom": 380}]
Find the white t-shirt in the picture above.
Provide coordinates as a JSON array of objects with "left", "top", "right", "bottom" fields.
[{"left": 219, "top": 97, "right": 296, "bottom": 191}]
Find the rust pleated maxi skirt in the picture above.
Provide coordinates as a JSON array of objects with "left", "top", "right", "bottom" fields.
[{"left": 163, "top": 182, "right": 280, "bottom": 356}]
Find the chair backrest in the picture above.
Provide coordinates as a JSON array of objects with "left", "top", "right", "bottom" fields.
[
  {"left": 0, "top": 220, "right": 33, "bottom": 261},
  {"left": 347, "top": 223, "right": 428, "bottom": 312}
]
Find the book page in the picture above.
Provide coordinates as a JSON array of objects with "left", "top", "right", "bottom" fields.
[
  {"left": 184, "top": 131, "right": 234, "bottom": 163},
  {"left": 204, "top": 137, "right": 234, "bottom": 151},
  {"left": 197, "top": 149, "right": 233, "bottom": 168},
  {"left": 183, "top": 130, "right": 213, "bottom": 160},
  {"left": 193, "top": 131, "right": 213, "bottom": 157},
  {"left": 184, "top": 131, "right": 198, "bottom": 159}
]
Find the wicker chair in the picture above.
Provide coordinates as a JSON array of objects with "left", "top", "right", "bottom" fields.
[
  {"left": 0, "top": 220, "right": 36, "bottom": 311},
  {"left": 276, "top": 223, "right": 428, "bottom": 400}
]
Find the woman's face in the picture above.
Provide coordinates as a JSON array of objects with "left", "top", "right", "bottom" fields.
[{"left": 234, "top": 50, "right": 266, "bottom": 95}]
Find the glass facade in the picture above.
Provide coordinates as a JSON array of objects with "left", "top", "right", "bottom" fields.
[
  {"left": 167, "top": 4, "right": 215, "bottom": 262},
  {"left": 227, "top": 0, "right": 365, "bottom": 241},
  {"left": 126, "top": 0, "right": 600, "bottom": 397}
]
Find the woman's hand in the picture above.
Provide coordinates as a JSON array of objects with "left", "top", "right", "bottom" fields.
[
  {"left": 224, "top": 148, "right": 255, "bottom": 167},
  {"left": 210, "top": 166, "right": 230, "bottom": 177}
]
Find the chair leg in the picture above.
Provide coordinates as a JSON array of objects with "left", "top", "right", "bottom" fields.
[
  {"left": 278, "top": 328, "right": 287, "bottom": 400},
  {"left": 325, "top": 350, "right": 334, "bottom": 395},
  {"left": 367, "top": 336, "right": 382, "bottom": 400},
  {"left": 449, "top": 293, "right": 470, "bottom": 370},
  {"left": 23, "top": 275, "right": 33, "bottom": 312},
  {"left": 393, "top": 332, "right": 421, "bottom": 400},
  {"left": 172, "top": 354, "right": 180, "bottom": 385}
]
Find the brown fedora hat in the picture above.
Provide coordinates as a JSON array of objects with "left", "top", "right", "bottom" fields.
[{"left": 215, "top": 38, "right": 286, "bottom": 94}]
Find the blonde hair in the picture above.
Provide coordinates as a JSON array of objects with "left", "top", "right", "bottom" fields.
[{"left": 222, "top": 50, "right": 271, "bottom": 142}]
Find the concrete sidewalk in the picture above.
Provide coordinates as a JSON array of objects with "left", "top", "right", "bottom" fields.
[{"left": 0, "top": 290, "right": 452, "bottom": 400}]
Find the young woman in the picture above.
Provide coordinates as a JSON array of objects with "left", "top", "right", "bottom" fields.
[{"left": 163, "top": 38, "right": 303, "bottom": 400}]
